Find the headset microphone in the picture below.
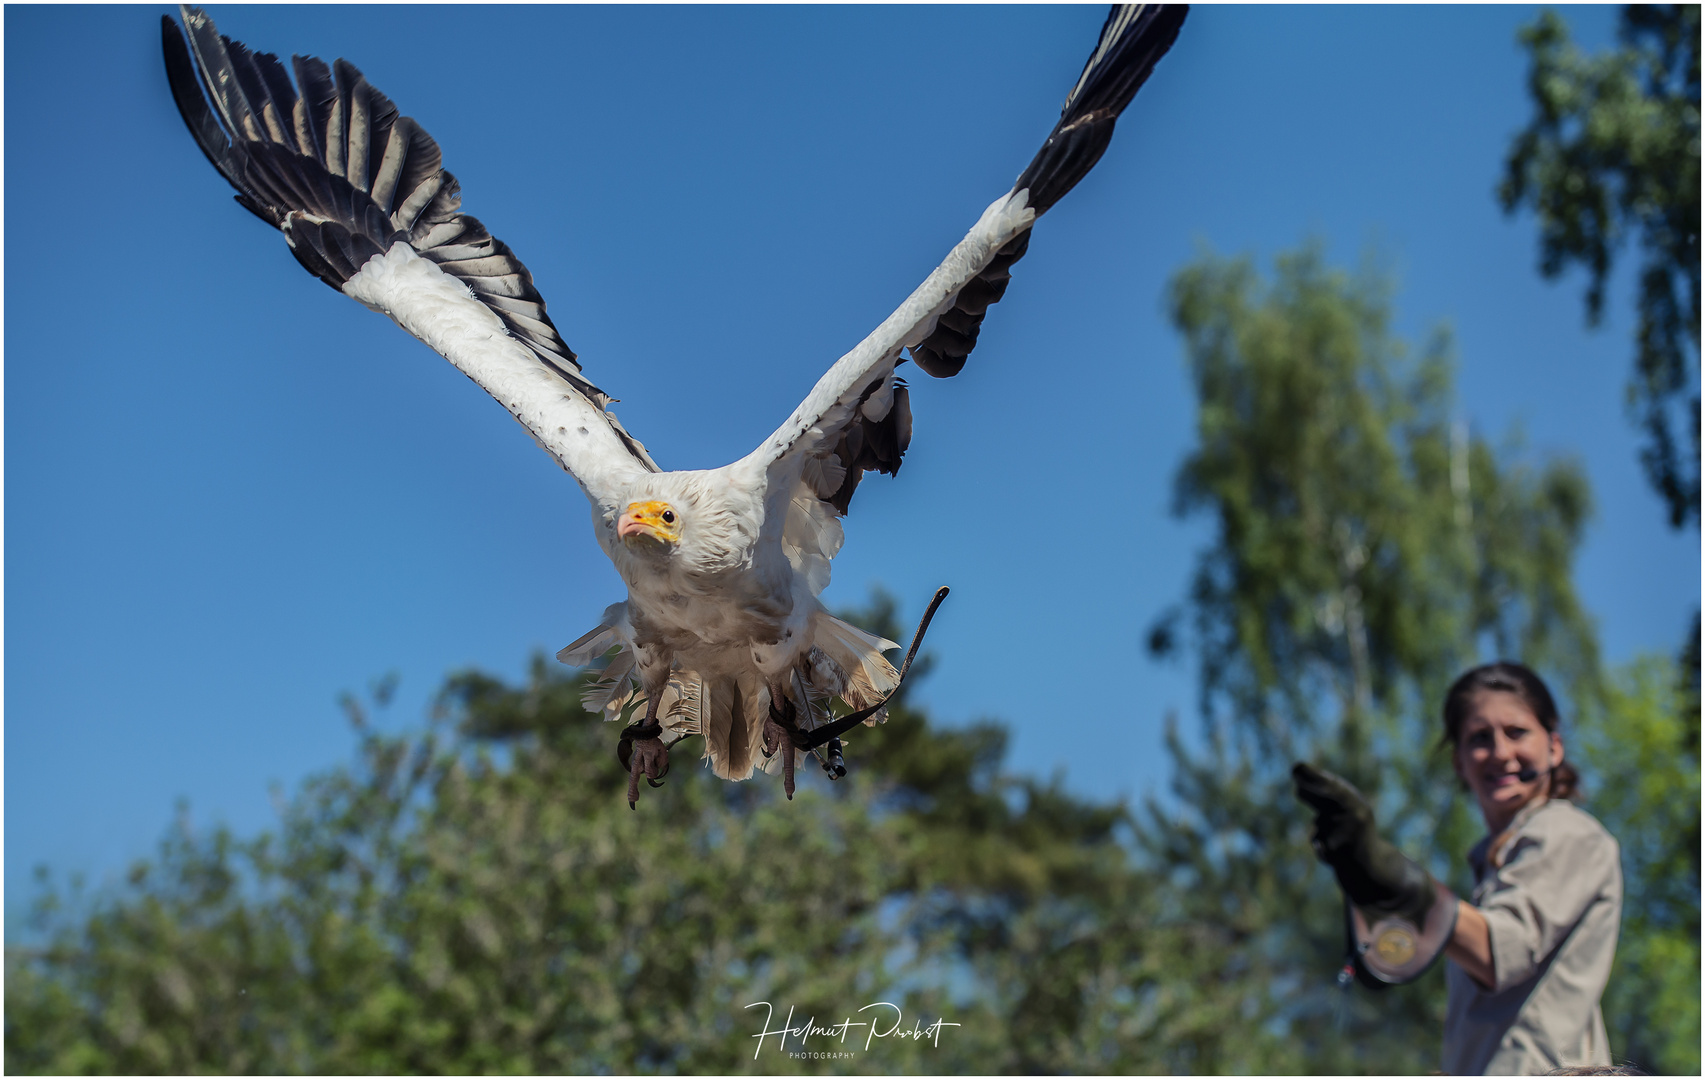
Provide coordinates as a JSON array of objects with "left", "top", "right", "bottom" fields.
[{"left": 1516, "top": 759, "right": 1553, "bottom": 783}]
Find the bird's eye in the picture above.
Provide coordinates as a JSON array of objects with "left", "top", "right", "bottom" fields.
[{"left": 661, "top": 510, "right": 676, "bottom": 524}]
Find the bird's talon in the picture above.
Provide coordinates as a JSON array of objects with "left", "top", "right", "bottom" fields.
[
  {"left": 764, "top": 715, "right": 798, "bottom": 799},
  {"left": 624, "top": 734, "right": 669, "bottom": 807}
]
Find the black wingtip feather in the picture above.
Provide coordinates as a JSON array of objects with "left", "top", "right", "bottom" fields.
[
  {"left": 162, "top": 15, "right": 248, "bottom": 198},
  {"left": 909, "top": 7, "right": 1184, "bottom": 380},
  {"left": 292, "top": 54, "right": 337, "bottom": 163},
  {"left": 1012, "top": 3, "right": 1187, "bottom": 214}
]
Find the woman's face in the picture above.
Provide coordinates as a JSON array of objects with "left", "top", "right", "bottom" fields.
[{"left": 1453, "top": 689, "right": 1564, "bottom": 831}]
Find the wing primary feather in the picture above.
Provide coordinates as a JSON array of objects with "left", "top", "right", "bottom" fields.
[
  {"left": 179, "top": 6, "right": 258, "bottom": 145},
  {"left": 220, "top": 38, "right": 275, "bottom": 143},
  {"left": 161, "top": 16, "right": 245, "bottom": 195},
  {"left": 291, "top": 54, "right": 335, "bottom": 161},
  {"left": 340, "top": 61, "right": 372, "bottom": 193},
  {"left": 323, "top": 60, "right": 347, "bottom": 178},
  {"left": 368, "top": 115, "right": 414, "bottom": 215},
  {"left": 252, "top": 50, "right": 302, "bottom": 145}
]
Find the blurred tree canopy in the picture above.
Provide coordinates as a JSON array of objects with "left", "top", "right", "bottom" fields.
[
  {"left": 1500, "top": 4, "right": 1701, "bottom": 528},
  {"left": 1138, "top": 243, "right": 1603, "bottom": 1073},
  {"left": 1497, "top": 13, "right": 1702, "bottom": 1068},
  {"left": 8, "top": 245, "right": 1697, "bottom": 1074},
  {"left": 1142, "top": 244, "right": 1696, "bottom": 1072},
  {"left": 5, "top": 618, "right": 1161, "bottom": 1074},
  {"left": 1578, "top": 657, "right": 1702, "bottom": 1073}
]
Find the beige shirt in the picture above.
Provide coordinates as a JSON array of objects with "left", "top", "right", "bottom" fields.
[{"left": 1442, "top": 799, "right": 1622, "bottom": 1075}]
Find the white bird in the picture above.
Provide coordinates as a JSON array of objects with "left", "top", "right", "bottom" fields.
[{"left": 163, "top": 4, "right": 1188, "bottom": 805}]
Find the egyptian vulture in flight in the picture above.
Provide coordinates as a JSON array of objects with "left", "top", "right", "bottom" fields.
[{"left": 163, "top": 4, "right": 1188, "bottom": 805}]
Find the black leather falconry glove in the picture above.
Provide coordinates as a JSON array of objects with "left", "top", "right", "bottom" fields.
[{"left": 1292, "top": 762, "right": 1436, "bottom": 928}]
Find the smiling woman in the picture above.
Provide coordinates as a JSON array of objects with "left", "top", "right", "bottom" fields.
[
  {"left": 1293, "top": 664, "right": 1626, "bottom": 1075},
  {"left": 1437, "top": 663, "right": 1623, "bottom": 1076}
]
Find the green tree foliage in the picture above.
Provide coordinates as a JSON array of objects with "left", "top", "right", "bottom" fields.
[
  {"left": 5, "top": 605, "right": 1174, "bottom": 1075},
  {"left": 1577, "top": 657, "right": 1702, "bottom": 1073},
  {"left": 1135, "top": 244, "right": 1608, "bottom": 1072},
  {"left": 1500, "top": 5, "right": 1702, "bottom": 527}
]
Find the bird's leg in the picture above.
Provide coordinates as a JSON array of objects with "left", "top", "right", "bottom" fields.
[
  {"left": 762, "top": 685, "right": 801, "bottom": 800},
  {"left": 617, "top": 693, "right": 669, "bottom": 810}
]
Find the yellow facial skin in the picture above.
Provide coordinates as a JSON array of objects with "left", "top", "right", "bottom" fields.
[{"left": 616, "top": 500, "right": 682, "bottom": 550}]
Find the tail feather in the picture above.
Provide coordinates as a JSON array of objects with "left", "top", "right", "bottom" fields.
[
  {"left": 581, "top": 650, "right": 636, "bottom": 717},
  {"left": 812, "top": 613, "right": 900, "bottom": 710},
  {"left": 556, "top": 603, "right": 629, "bottom": 666},
  {"left": 704, "top": 673, "right": 770, "bottom": 781},
  {"left": 648, "top": 672, "right": 703, "bottom": 739},
  {"left": 559, "top": 603, "right": 644, "bottom": 720},
  {"left": 557, "top": 608, "right": 901, "bottom": 782}
]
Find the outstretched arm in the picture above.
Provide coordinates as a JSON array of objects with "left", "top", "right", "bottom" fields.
[{"left": 1447, "top": 902, "right": 1495, "bottom": 988}]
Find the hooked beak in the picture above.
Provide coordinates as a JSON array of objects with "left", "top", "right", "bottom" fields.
[{"left": 617, "top": 501, "right": 680, "bottom": 548}]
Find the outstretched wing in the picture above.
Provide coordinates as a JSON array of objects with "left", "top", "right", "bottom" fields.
[
  {"left": 162, "top": 5, "right": 656, "bottom": 500},
  {"left": 747, "top": 4, "right": 1187, "bottom": 523}
]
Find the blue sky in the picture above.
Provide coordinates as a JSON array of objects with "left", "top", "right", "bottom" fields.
[{"left": 6, "top": 5, "right": 1696, "bottom": 923}]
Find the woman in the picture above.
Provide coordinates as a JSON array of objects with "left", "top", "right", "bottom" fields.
[{"left": 1294, "top": 662, "right": 1623, "bottom": 1075}]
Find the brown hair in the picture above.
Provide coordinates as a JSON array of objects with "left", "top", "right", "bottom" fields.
[{"left": 1442, "top": 661, "right": 1580, "bottom": 801}]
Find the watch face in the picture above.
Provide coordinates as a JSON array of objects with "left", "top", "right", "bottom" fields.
[
  {"left": 1372, "top": 924, "right": 1417, "bottom": 966},
  {"left": 1348, "top": 881, "right": 1460, "bottom": 985}
]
